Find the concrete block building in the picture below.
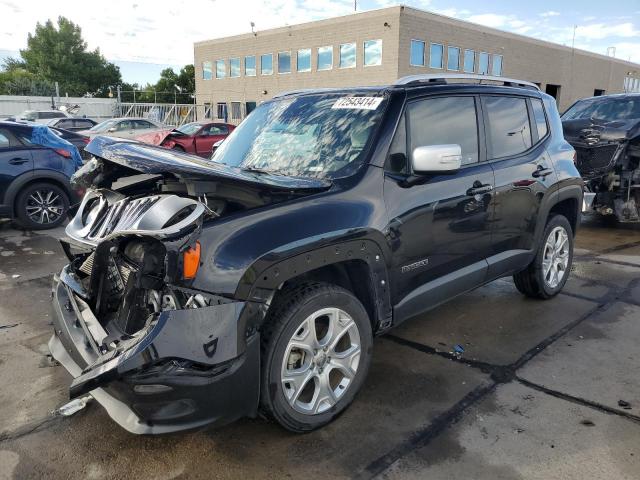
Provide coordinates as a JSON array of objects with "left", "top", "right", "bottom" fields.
[{"left": 194, "top": 5, "right": 640, "bottom": 123}]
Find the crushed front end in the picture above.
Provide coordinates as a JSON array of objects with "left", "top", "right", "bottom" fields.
[
  {"left": 49, "top": 179, "right": 261, "bottom": 434},
  {"left": 563, "top": 116, "right": 640, "bottom": 222}
]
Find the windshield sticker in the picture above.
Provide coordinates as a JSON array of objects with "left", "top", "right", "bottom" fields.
[{"left": 332, "top": 97, "right": 383, "bottom": 110}]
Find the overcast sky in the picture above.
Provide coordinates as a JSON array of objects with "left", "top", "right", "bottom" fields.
[{"left": 1, "top": 0, "right": 638, "bottom": 84}]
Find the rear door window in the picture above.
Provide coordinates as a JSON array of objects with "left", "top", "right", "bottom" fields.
[
  {"left": 208, "top": 124, "right": 229, "bottom": 135},
  {"left": 57, "top": 119, "right": 74, "bottom": 129},
  {"left": 0, "top": 128, "right": 21, "bottom": 148},
  {"left": 0, "top": 131, "right": 12, "bottom": 148},
  {"left": 134, "top": 120, "right": 154, "bottom": 129},
  {"left": 483, "top": 96, "right": 532, "bottom": 159},
  {"left": 41, "top": 111, "right": 65, "bottom": 119},
  {"left": 74, "top": 120, "right": 94, "bottom": 129},
  {"left": 407, "top": 96, "right": 479, "bottom": 166}
]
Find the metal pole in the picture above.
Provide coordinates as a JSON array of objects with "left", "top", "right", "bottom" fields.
[{"left": 133, "top": 89, "right": 136, "bottom": 103}]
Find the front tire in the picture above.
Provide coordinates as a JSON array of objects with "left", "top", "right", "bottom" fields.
[
  {"left": 513, "top": 214, "right": 573, "bottom": 299},
  {"left": 15, "top": 182, "right": 69, "bottom": 230},
  {"left": 260, "top": 282, "right": 373, "bottom": 432}
]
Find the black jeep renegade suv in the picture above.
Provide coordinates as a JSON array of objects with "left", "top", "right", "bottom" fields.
[{"left": 49, "top": 74, "right": 582, "bottom": 434}]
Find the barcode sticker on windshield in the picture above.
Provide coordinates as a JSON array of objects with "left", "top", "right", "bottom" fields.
[{"left": 332, "top": 97, "right": 383, "bottom": 110}]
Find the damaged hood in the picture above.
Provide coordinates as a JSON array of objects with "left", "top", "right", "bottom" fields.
[
  {"left": 562, "top": 118, "right": 640, "bottom": 145},
  {"left": 84, "top": 136, "right": 331, "bottom": 190}
]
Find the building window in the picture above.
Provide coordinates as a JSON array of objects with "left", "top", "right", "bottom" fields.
[
  {"left": 593, "top": 89, "right": 605, "bottom": 97},
  {"left": 230, "top": 58, "right": 240, "bottom": 77},
  {"left": 364, "top": 39, "right": 382, "bottom": 66},
  {"left": 410, "top": 39, "right": 425, "bottom": 67},
  {"left": 463, "top": 49, "right": 475, "bottom": 73},
  {"left": 245, "top": 56, "right": 256, "bottom": 76},
  {"left": 231, "top": 102, "right": 242, "bottom": 120},
  {"left": 429, "top": 43, "right": 443, "bottom": 69},
  {"left": 277, "top": 51, "right": 291, "bottom": 74},
  {"left": 261, "top": 54, "right": 273, "bottom": 75},
  {"left": 447, "top": 46, "right": 460, "bottom": 71},
  {"left": 339, "top": 43, "right": 356, "bottom": 68},
  {"left": 492, "top": 55, "right": 503, "bottom": 76},
  {"left": 202, "top": 61, "right": 212, "bottom": 80},
  {"left": 217, "top": 102, "right": 227, "bottom": 120},
  {"left": 204, "top": 102, "right": 212, "bottom": 119},
  {"left": 297, "top": 48, "right": 311, "bottom": 72},
  {"left": 478, "top": 52, "right": 490, "bottom": 74},
  {"left": 215, "top": 59, "right": 226, "bottom": 79},
  {"left": 246, "top": 101, "right": 257, "bottom": 115},
  {"left": 317, "top": 46, "right": 333, "bottom": 70}
]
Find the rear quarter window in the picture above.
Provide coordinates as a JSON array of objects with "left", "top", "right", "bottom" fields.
[{"left": 531, "top": 99, "right": 548, "bottom": 139}]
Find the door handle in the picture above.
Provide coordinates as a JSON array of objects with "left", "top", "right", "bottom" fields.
[
  {"left": 466, "top": 181, "right": 493, "bottom": 196},
  {"left": 9, "top": 157, "right": 29, "bottom": 165},
  {"left": 532, "top": 166, "right": 553, "bottom": 178}
]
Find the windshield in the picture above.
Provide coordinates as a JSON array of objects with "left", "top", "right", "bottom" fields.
[
  {"left": 562, "top": 97, "right": 640, "bottom": 122},
  {"left": 212, "top": 93, "right": 387, "bottom": 179},
  {"left": 175, "top": 123, "right": 202, "bottom": 135},
  {"left": 19, "top": 110, "right": 37, "bottom": 121},
  {"left": 89, "top": 120, "right": 118, "bottom": 132}
]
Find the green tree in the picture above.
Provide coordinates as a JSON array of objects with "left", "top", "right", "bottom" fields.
[
  {"left": 17, "top": 16, "right": 122, "bottom": 97},
  {"left": 0, "top": 68, "right": 55, "bottom": 95},
  {"left": 177, "top": 64, "right": 195, "bottom": 93}
]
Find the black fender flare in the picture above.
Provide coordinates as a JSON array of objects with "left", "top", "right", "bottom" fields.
[
  {"left": 237, "top": 238, "right": 393, "bottom": 332},
  {"left": 4, "top": 170, "right": 74, "bottom": 217},
  {"left": 533, "top": 182, "right": 583, "bottom": 245}
]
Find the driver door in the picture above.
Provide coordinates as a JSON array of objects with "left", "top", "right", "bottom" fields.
[{"left": 383, "top": 95, "right": 495, "bottom": 322}]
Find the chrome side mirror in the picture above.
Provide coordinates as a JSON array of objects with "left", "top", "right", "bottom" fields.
[{"left": 411, "top": 144, "right": 462, "bottom": 174}]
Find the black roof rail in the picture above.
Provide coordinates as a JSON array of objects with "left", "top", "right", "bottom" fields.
[{"left": 395, "top": 73, "right": 540, "bottom": 90}]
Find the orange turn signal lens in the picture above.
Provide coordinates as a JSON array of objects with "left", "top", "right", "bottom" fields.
[{"left": 183, "top": 241, "right": 201, "bottom": 279}]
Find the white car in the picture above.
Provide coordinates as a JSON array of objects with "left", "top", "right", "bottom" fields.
[{"left": 79, "top": 117, "right": 166, "bottom": 140}]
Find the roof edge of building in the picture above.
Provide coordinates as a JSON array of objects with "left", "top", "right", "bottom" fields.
[
  {"left": 400, "top": 5, "right": 640, "bottom": 69},
  {"left": 194, "top": 5, "right": 402, "bottom": 47}
]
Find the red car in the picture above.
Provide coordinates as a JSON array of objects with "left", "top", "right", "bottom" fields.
[{"left": 136, "top": 122, "right": 235, "bottom": 157}]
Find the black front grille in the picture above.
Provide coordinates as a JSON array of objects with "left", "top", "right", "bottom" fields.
[{"left": 574, "top": 144, "right": 620, "bottom": 176}]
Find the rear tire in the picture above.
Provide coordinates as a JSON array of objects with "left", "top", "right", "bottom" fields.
[
  {"left": 172, "top": 145, "right": 185, "bottom": 152},
  {"left": 260, "top": 282, "right": 373, "bottom": 432},
  {"left": 513, "top": 214, "right": 573, "bottom": 299},
  {"left": 15, "top": 182, "right": 69, "bottom": 230}
]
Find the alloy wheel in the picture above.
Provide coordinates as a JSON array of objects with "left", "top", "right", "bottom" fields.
[
  {"left": 25, "top": 189, "right": 64, "bottom": 225},
  {"left": 281, "top": 307, "right": 361, "bottom": 415},
  {"left": 542, "top": 226, "right": 570, "bottom": 288}
]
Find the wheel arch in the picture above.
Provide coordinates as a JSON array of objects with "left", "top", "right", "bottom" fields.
[
  {"left": 7, "top": 171, "right": 73, "bottom": 218},
  {"left": 534, "top": 183, "right": 582, "bottom": 245},
  {"left": 241, "top": 239, "right": 393, "bottom": 334}
]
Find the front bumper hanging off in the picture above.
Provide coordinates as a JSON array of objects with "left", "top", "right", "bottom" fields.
[{"left": 49, "top": 267, "right": 261, "bottom": 434}]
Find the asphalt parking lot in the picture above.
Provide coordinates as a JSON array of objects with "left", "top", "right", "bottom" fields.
[{"left": 0, "top": 216, "right": 639, "bottom": 479}]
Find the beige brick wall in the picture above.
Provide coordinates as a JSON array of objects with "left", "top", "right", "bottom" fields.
[
  {"left": 399, "top": 7, "right": 638, "bottom": 111},
  {"left": 194, "top": 5, "right": 640, "bottom": 121},
  {"left": 194, "top": 8, "right": 401, "bottom": 122}
]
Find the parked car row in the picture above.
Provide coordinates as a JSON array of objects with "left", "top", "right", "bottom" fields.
[{"left": 2, "top": 86, "right": 637, "bottom": 233}]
